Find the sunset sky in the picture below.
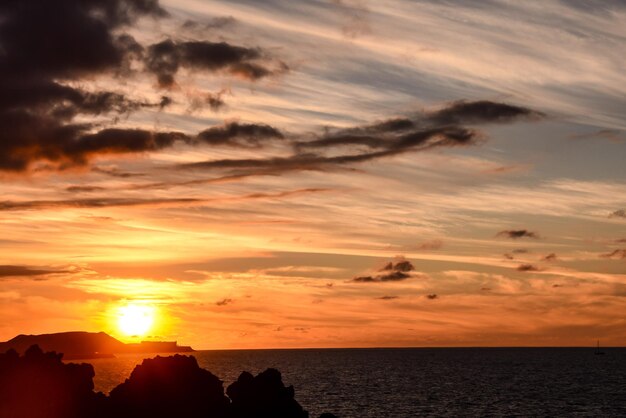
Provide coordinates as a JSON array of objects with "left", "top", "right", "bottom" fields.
[{"left": 1, "top": 0, "right": 625, "bottom": 349}]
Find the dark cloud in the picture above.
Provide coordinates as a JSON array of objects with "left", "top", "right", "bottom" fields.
[
  {"left": 197, "top": 122, "right": 284, "bottom": 147},
  {"left": 616, "top": 239, "right": 626, "bottom": 244},
  {"left": 426, "top": 294, "right": 438, "bottom": 300},
  {"left": 516, "top": 264, "right": 540, "bottom": 272},
  {"left": 0, "top": 265, "right": 68, "bottom": 279},
  {"left": 352, "top": 271, "right": 411, "bottom": 282},
  {"left": 159, "top": 96, "right": 173, "bottom": 110},
  {"left": 609, "top": 209, "right": 626, "bottom": 219},
  {"left": 427, "top": 100, "right": 545, "bottom": 125},
  {"left": 376, "top": 295, "right": 399, "bottom": 300},
  {"left": 351, "top": 258, "right": 419, "bottom": 282},
  {"left": 0, "top": 0, "right": 164, "bottom": 81},
  {"left": 381, "top": 260, "right": 415, "bottom": 272},
  {"left": 183, "top": 126, "right": 478, "bottom": 174},
  {"left": 205, "top": 90, "right": 228, "bottom": 112},
  {"left": 65, "top": 186, "right": 107, "bottom": 193},
  {"left": 145, "top": 39, "right": 285, "bottom": 87},
  {"left": 0, "top": 0, "right": 287, "bottom": 172},
  {"left": 182, "top": 100, "right": 543, "bottom": 177},
  {"left": 0, "top": 0, "right": 160, "bottom": 171},
  {"left": 0, "top": 188, "right": 327, "bottom": 211},
  {"left": 503, "top": 253, "right": 514, "bottom": 260},
  {"left": 216, "top": 298, "right": 233, "bottom": 306},
  {"left": 542, "top": 253, "right": 558, "bottom": 262},
  {"left": 497, "top": 230, "right": 539, "bottom": 239},
  {"left": 0, "top": 197, "right": 202, "bottom": 211},
  {"left": 600, "top": 249, "right": 626, "bottom": 259}
]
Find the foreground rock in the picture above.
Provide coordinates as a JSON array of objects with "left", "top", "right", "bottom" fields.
[
  {"left": 0, "top": 345, "right": 337, "bottom": 418},
  {"left": 227, "top": 369, "right": 308, "bottom": 418},
  {"left": 0, "top": 345, "right": 107, "bottom": 418},
  {"left": 110, "top": 354, "right": 229, "bottom": 418}
]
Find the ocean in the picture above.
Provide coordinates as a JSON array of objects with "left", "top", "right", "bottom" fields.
[{"left": 87, "top": 348, "right": 626, "bottom": 417}]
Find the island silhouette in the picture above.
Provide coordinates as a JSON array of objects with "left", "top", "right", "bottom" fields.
[
  {"left": 0, "top": 336, "right": 338, "bottom": 418},
  {"left": 0, "top": 331, "right": 193, "bottom": 360}
]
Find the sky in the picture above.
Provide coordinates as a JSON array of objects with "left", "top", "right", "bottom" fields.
[{"left": 0, "top": 0, "right": 625, "bottom": 349}]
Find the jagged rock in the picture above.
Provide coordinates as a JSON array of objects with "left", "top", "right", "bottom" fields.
[
  {"left": 0, "top": 345, "right": 107, "bottom": 418},
  {"left": 227, "top": 368, "right": 309, "bottom": 418},
  {"left": 109, "top": 354, "right": 229, "bottom": 418},
  {"left": 1, "top": 346, "right": 334, "bottom": 418}
]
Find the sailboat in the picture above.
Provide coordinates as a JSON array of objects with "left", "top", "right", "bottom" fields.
[{"left": 595, "top": 340, "right": 605, "bottom": 355}]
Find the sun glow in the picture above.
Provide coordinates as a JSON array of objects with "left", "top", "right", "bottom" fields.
[{"left": 117, "top": 303, "right": 156, "bottom": 337}]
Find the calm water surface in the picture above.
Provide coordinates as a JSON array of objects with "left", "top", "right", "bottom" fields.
[{"left": 87, "top": 348, "right": 626, "bottom": 417}]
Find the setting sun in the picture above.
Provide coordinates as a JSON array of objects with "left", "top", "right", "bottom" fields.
[{"left": 117, "top": 304, "right": 156, "bottom": 337}]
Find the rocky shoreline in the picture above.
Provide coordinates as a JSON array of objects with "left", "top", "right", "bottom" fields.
[{"left": 0, "top": 345, "right": 337, "bottom": 418}]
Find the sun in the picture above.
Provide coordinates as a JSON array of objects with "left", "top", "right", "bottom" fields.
[{"left": 117, "top": 303, "right": 156, "bottom": 337}]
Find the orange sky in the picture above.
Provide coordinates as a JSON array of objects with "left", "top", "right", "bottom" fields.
[{"left": 0, "top": 0, "right": 625, "bottom": 349}]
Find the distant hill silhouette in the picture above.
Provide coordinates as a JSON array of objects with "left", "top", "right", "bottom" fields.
[
  {"left": 0, "top": 332, "right": 193, "bottom": 360},
  {"left": 0, "top": 345, "right": 337, "bottom": 418}
]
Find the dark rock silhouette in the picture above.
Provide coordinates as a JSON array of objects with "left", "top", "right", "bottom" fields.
[
  {"left": 110, "top": 354, "right": 229, "bottom": 418},
  {"left": 227, "top": 368, "right": 308, "bottom": 418},
  {"left": 0, "top": 345, "right": 107, "bottom": 418},
  {"left": 1, "top": 345, "right": 336, "bottom": 418}
]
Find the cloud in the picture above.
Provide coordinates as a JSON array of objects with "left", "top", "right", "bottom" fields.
[
  {"left": 65, "top": 186, "right": 107, "bottom": 193},
  {"left": 197, "top": 122, "right": 284, "bottom": 147},
  {"left": 352, "top": 271, "right": 411, "bottom": 282},
  {"left": 609, "top": 210, "right": 626, "bottom": 219},
  {"left": 0, "top": 188, "right": 328, "bottom": 212},
  {"left": 376, "top": 295, "right": 399, "bottom": 300},
  {"left": 145, "top": 39, "right": 287, "bottom": 87},
  {"left": 216, "top": 298, "right": 233, "bottom": 306},
  {"left": 542, "top": 253, "right": 558, "bottom": 262},
  {"left": 351, "top": 257, "right": 422, "bottom": 283},
  {"left": 182, "top": 100, "right": 543, "bottom": 176},
  {"left": 0, "top": 197, "right": 202, "bottom": 211},
  {"left": 600, "top": 249, "right": 626, "bottom": 259},
  {"left": 427, "top": 100, "right": 545, "bottom": 125},
  {"left": 497, "top": 230, "right": 539, "bottom": 239},
  {"left": 183, "top": 126, "right": 478, "bottom": 174},
  {"left": 516, "top": 264, "right": 540, "bottom": 272},
  {"left": 0, "top": 0, "right": 288, "bottom": 173},
  {"left": 426, "top": 294, "right": 438, "bottom": 300},
  {"left": 0, "top": 265, "right": 68, "bottom": 279},
  {"left": 380, "top": 260, "right": 415, "bottom": 272}
]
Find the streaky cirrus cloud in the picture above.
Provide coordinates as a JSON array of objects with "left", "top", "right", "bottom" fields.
[{"left": 0, "top": 188, "right": 330, "bottom": 212}]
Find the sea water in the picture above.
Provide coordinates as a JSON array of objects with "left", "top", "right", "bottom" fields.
[{"left": 87, "top": 348, "right": 626, "bottom": 417}]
